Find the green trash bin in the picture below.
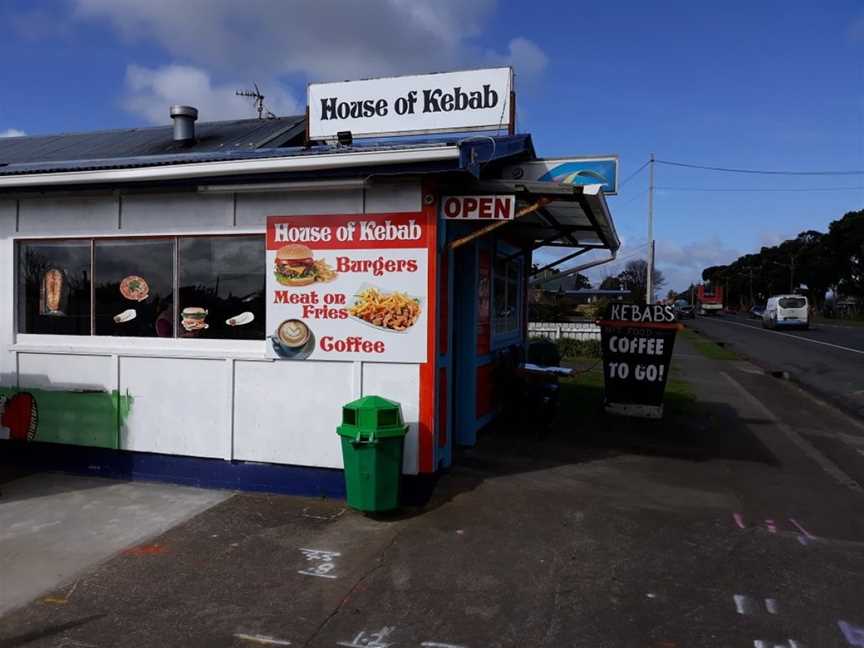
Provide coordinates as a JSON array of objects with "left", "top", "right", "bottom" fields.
[{"left": 337, "top": 395, "right": 408, "bottom": 512}]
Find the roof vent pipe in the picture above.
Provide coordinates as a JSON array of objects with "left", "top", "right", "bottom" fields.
[{"left": 170, "top": 105, "right": 198, "bottom": 143}]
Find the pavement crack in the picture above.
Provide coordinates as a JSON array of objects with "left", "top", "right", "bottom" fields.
[{"left": 301, "top": 528, "right": 403, "bottom": 647}]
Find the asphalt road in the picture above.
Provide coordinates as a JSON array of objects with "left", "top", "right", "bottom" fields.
[{"left": 688, "top": 313, "right": 864, "bottom": 419}]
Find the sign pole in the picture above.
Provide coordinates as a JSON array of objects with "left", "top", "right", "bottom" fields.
[{"left": 646, "top": 153, "right": 655, "bottom": 304}]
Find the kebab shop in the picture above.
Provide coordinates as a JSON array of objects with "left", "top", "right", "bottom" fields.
[{"left": 0, "top": 67, "right": 620, "bottom": 495}]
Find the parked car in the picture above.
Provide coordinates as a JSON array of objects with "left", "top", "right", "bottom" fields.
[
  {"left": 762, "top": 295, "right": 809, "bottom": 329},
  {"left": 749, "top": 304, "right": 765, "bottom": 319},
  {"left": 674, "top": 302, "right": 696, "bottom": 319}
]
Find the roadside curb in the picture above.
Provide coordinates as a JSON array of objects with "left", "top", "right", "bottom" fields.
[{"left": 685, "top": 320, "right": 864, "bottom": 424}]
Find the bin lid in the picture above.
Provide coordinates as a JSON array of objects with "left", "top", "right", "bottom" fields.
[{"left": 338, "top": 395, "right": 407, "bottom": 438}]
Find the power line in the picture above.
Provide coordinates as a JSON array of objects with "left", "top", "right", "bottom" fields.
[
  {"left": 655, "top": 159, "right": 864, "bottom": 176},
  {"left": 616, "top": 189, "right": 649, "bottom": 207},
  {"left": 656, "top": 186, "right": 864, "bottom": 192},
  {"left": 618, "top": 160, "right": 650, "bottom": 188}
]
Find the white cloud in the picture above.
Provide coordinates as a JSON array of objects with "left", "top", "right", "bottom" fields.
[
  {"left": 71, "top": 1, "right": 548, "bottom": 124},
  {"left": 529, "top": 235, "right": 734, "bottom": 292},
  {"left": 0, "top": 128, "right": 26, "bottom": 138},
  {"left": 73, "top": 1, "right": 547, "bottom": 86},
  {"left": 488, "top": 37, "right": 549, "bottom": 85},
  {"left": 654, "top": 237, "right": 740, "bottom": 290},
  {"left": 123, "top": 64, "right": 301, "bottom": 124}
]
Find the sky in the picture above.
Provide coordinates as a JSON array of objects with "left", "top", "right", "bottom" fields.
[{"left": 1, "top": 0, "right": 862, "bottom": 292}]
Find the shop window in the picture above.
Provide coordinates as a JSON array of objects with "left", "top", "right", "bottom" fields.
[
  {"left": 178, "top": 236, "right": 265, "bottom": 340},
  {"left": 18, "top": 240, "right": 92, "bottom": 335},
  {"left": 94, "top": 239, "right": 175, "bottom": 337},
  {"left": 493, "top": 255, "right": 520, "bottom": 336},
  {"left": 16, "top": 235, "right": 265, "bottom": 341}
]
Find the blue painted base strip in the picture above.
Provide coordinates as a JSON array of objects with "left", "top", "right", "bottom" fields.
[{"left": 2, "top": 441, "right": 346, "bottom": 499}]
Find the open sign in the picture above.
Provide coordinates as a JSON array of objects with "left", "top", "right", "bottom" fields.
[{"left": 441, "top": 195, "right": 515, "bottom": 221}]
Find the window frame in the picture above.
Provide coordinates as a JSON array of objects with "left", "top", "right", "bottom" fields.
[
  {"left": 15, "top": 233, "right": 266, "bottom": 342},
  {"left": 16, "top": 237, "right": 95, "bottom": 337},
  {"left": 492, "top": 248, "right": 522, "bottom": 340}
]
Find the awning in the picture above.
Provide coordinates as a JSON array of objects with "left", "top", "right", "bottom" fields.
[{"left": 447, "top": 179, "right": 621, "bottom": 280}]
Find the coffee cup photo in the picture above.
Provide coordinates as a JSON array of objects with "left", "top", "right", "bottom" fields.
[{"left": 270, "top": 319, "right": 315, "bottom": 360}]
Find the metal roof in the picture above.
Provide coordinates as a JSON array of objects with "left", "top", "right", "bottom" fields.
[
  {"left": 0, "top": 116, "right": 306, "bottom": 166},
  {"left": 0, "top": 134, "right": 534, "bottom": 179}
]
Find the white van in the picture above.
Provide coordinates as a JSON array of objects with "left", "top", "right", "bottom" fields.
[{"left": 762, "top": 294, "right": 809, "bottom": 329}]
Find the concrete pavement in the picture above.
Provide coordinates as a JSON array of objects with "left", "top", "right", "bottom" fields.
[
  {"left": 2, "top": 335, "right": 864, "bottom": 646},
  {"left": 0, "top": 473, "right": 230, "bottom": 617}
]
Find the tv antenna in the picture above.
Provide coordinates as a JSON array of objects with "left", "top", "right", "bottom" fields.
[{"left": 235, "top": 83, "right": 275, "bottom": 119}]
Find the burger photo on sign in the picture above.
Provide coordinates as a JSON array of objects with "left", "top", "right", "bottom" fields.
[{"left": 274, "top": 244, "right": 336, "bottom": 287}]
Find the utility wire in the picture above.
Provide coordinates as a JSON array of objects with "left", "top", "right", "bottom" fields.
[
  {"left": 617, "top": 189, "right": 649, "bottom": 207},
  {"left": 618, "top": 160, "right": 650, "bottom": 188},
  {"left": 656, "top": 186, "right": 864, "bottom": 192},
  {"left": 655, "top": 159, "right": 864, "bottom": 176}
]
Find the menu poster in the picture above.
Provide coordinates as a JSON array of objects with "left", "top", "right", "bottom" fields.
[{"left": 266, "top": 213, "right": 429, "bottom": 362}]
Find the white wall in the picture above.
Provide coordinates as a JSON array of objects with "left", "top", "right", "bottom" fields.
[
  {"left": 0, "top": 181, "right": 425, "bottom": 473},
  {"left": 0, "top": 200, "right": 16, "bottom": 387}
]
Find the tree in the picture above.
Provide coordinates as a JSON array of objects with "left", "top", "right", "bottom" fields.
[
  {"left": 618, "top": 259, "right": 666, "bottom": 302},
  {"left": 599, "top": 275, "right": 622, "bottom": 290},
  {"left": 827, "top": 210, "right": 864, "bottom": 298},
  {"left": 571, "top": 272, "right": 591, "bottom": 290},
  {"left": 698, "top": 213, "right": 862, "bottom": 309}
]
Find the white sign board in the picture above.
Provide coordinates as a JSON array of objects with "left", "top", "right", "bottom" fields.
[
  {"left": 441, "top": 195, "right": 515, "bottom": 221},
  {"left": 266, "top": 212, "right": 429, "bottom": 362},
  {"left": 308, "top": 68, "right": 513, "bottom": 140}
]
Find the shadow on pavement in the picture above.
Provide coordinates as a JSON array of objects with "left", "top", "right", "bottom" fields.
[
  {"left": 0, "top": 469, "right": 129, "bottom": 504},
  {"left": 399, "top": 374, "right": 779, "bottom": 516},
  {"left": 0, "top": 613, "right": 105, "bottom": 648}
]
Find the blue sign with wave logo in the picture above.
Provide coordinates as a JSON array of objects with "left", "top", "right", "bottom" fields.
[{"left": 536, "top": 159, "right": 618, "bottom": 193}]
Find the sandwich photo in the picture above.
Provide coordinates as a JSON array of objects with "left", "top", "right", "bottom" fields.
[
  {"left": 274, "top": 244, "right": 336, "bottom": 286},
  {"left": 181, "top": 306, "right": 209, "bottom": 332}
]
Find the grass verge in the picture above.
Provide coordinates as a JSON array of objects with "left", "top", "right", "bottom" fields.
[
  {"left": 561, "top": 355, "right": 696, "bottom": 421},
  {"left": 679, "top": 328, "right": 738, "bottom": 360}
]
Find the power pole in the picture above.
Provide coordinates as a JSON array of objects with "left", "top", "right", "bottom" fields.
[
  {"left": 749, "top": 267, "right": 754, "bottom": 305},
  {"left": 646, "top": 153, "right": 655, "bottom": 304},
  {"left": 789, "top": 254, "right": 795, "bottom": 293}
]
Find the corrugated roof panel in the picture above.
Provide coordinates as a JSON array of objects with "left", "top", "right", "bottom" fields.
[
  {"left": 0, "top": 116, "right": 306, "bottom": 165},
  {"left": 0, "top": 140, "right": 455, "bottom": 176},
  {"left": 0, "top": 135, "right": 535, "bottom": 178}
]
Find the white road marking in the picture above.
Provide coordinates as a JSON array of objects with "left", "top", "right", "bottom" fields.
[
  {"left": 721, "top": 372, "right": 864, "bottom": 495},
  {"left": 780, "top": 381, "right": 864, "bottom": 435},
  {"left": 234, "top": 634, "right": 292, "bottom": 645},
  {"left": 338, "top": 627, "right": 395, "bottom": 647},
  {"left": 701, "top": 318, "right": 864, "bottom": 355},
  {"left": 838, "top": 619, "right": 864, "bottom": 646},
  {"left": 298, "top": 547, "right": 341, "bottom": 579}
]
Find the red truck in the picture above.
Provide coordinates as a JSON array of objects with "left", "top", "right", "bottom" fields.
[{"left": 696, "top": 283, "right": 724, "bottom": 315}]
